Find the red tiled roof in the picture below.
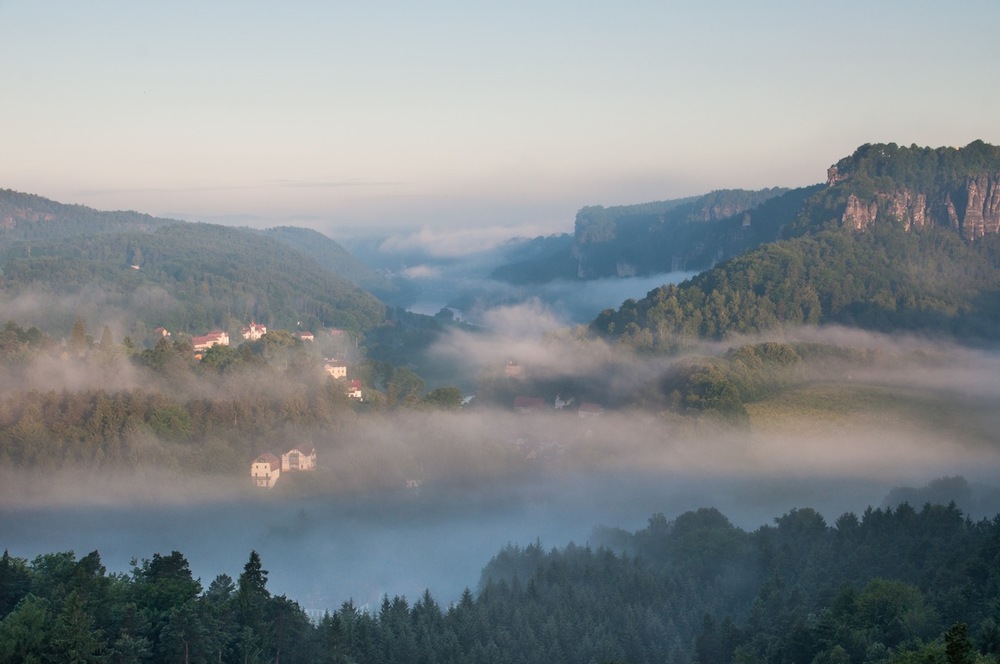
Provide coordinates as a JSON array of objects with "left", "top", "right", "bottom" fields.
[{"left": 514, "top": 396, "right": 546, "bottom": 409}]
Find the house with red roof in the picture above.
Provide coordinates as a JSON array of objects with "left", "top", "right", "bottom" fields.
[
  {"left": 241, "top": 322, "right": 267, "bottom": 341},
  {"left": 192, "top": 330, "right": 229, "bottom": 352},
  {"left": 346, "top": 379, "right": 363, "bottom": 400},
  {"left": 514, "top": 396, "right": 547, "bottom": 414}
]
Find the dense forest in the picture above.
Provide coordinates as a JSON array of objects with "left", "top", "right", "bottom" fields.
[
  {"left": 591, "top": 223, "right": 1000, "bottom": 351},
  {"left": 3, "top": 496, "right": 999, "bottom": 663},
  {"left": 261, "top": 226, "right": 398, "bottom": 299}
]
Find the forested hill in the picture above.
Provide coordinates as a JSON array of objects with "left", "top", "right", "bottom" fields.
[
  {"left": 491, "top": 187, "right": 794, "bottom": 284},
  {"left": 591, "top": 141, "right": 1000, "bottom": 349},
  {"left": 0, "top": 189, "right": 176, "bottom": 240},
  {"left": 0, "top": 190, "right": 386, "bottom": 334},
  {"left": 262, "top": 225, "right": 398, "bottom": 297}
]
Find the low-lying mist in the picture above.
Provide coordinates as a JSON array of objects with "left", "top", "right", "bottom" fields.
[{"left": 3, "top": 296, "right": 1000, "bottom": 613}]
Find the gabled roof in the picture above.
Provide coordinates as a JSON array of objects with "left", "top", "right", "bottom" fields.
[{"left": 253, "top": 452, "right": 281, "bottom": 470}]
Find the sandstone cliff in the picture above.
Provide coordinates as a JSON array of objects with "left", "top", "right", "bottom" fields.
[
  {"left": 831, "top": 141, "right": 1000, "bottom": 242},
  {"left": 840, "top": 175, "right": 1000, "bottom": 240}
]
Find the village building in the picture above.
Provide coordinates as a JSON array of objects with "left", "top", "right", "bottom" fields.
[
  {"left": 250, "top": 452, "right": 281, "bottom": 488},
  {"left": 241, "top": 322, "right": 267, "bottom": 341},
  {"left": 514, "top": 396, "right": 546, "bottom": 414},
  {"left": 191, "top": 330, "right": 229, "bottom": 352},
  {"left": 578, "top": 402, "right": 605, "bottom": 418},
  {"left": 153, "top": 327, "right": 171, "bottom": 338},
  {"left": 296, "top": 331, "right": 314, "bottom": 342},
  {"left": 346, "top": 379, "right": 363, "bottom": 400},
  {"left": 281, "top": 447, "right": 317, "bottom": 472},
  {"left": 503, "top": 360, "right": 523, "bottom": 378},
  {"left": 323, "top": 359, "right": 348, "bottom": 379}
]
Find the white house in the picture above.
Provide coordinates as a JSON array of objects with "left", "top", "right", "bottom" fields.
[
  {"left": 281, "top": 448, "right": 317, "bottom": 472},
  {"left": 241, "top": 322, "right": 267, "bottom": 341},
  {"left": 250, "top": 452, "right": 281, "bottom": 488},
  {"left": 323, "top": 360, "right": 348, "bottom": 379},
  {"left": 192, "top": 330, "right": 230, "bottom": 352}
]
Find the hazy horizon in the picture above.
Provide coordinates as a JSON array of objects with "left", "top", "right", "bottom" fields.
[{"left": 2, "top": 2, "right": 999, "bottom": 242}]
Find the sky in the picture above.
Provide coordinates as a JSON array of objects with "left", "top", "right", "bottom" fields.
[{"left": 2, "top": 1, "right": 999, "bottom": 241}]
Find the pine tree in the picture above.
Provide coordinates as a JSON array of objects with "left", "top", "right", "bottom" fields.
[{"left": 236, "top": 551, "right": 271, "bottom": 658}]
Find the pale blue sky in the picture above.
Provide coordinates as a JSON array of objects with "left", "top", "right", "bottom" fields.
[{"left": 2, "top": 1, "right": 998, "bottom": 239}]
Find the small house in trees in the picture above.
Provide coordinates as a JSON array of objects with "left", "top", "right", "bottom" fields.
[
  {"left": 281, "top": 448, "right": 317, "bottom": 472},
  {"left": 346, "top": 379, "right": 363, "bottom": 400},
  {"left": 251, "top": 453, "right": 281, "bottom": 488},
  {"left": 296, "top": 331, "right": 314, "bottom": 342},
  {"left": 153, "top": 327, "right": 171, "bottom": 338},
  {"left": 192, "top": 330, "right": 229, "bottom": 352},
  {"left": 241, "top": 322, "right": 267, "bottom": 341},
  {"left": 323, "top": 359, "right": 348, "bottom": 379}
]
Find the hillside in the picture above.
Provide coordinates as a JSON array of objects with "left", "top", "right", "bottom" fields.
[
  {"left": 262, "top": 225, "right": 398, "bottom": 297},
  {"left": 0, "top": 189, "right": 176, "bottom": 240},
  {"left": 0, "top": 191, "right": 386, "bottom": 336},
  {"left": 591, "top": 141, "right": 1000, "bottom": 349},
  {"left": 491, "top": 187, "right": 793, "bottom": 283}
]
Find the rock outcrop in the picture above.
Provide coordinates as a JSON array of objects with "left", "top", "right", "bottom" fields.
[
  {"left": 952, "top": 174, "right": 1000, "bottom": 240},
  {"left": 840, "top": 175, "right": 1000, "bottom": 240}
]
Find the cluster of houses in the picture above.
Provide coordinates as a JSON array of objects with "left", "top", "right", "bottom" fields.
[
  {"left": 189, "top": 322, "right": 315, "bottom": 353},
  {"left": 322, "top": 359, "right": 363, "bottom": 400},
  {"left": 250, "top": 447, "right": 317, "bottom": 489},
  {"left": 154, "top": 323, "right": 363, "bottom": 401}
]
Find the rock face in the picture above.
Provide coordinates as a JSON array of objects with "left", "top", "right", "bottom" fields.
[
  {"left": 840, "top": 175, "right": 1000, "bottom": 240},
  {"left": 952, "top": 174, "right": 1000, "bottom": 240},
  {"left": 842, "top": 194, "right": 879, "bottom": 230},
  {"left": 842, "top": 190, "right": 927, "bottom": 231}
]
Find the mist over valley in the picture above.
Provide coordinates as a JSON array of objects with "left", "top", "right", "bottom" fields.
[{"left": 4, "top": 141, "right": 1000, "bottom": 661}]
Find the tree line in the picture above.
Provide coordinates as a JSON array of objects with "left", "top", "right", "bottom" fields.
[
  {"left": 591, "top": 223, "right": 1000, "bottom": 351},
  {"left": 3, "top": 497, "right": 999, "bottom": 662}
]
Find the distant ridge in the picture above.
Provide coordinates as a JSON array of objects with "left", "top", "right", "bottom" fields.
[
  {"left": 0, "top": 189, "right": 386, "bottom": 335},
  {"left": 491, "top": 187, "right": 793, "bottom": 284},
  {"left": 0, "top": 189, "right": 178, "bottom": 240}
]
